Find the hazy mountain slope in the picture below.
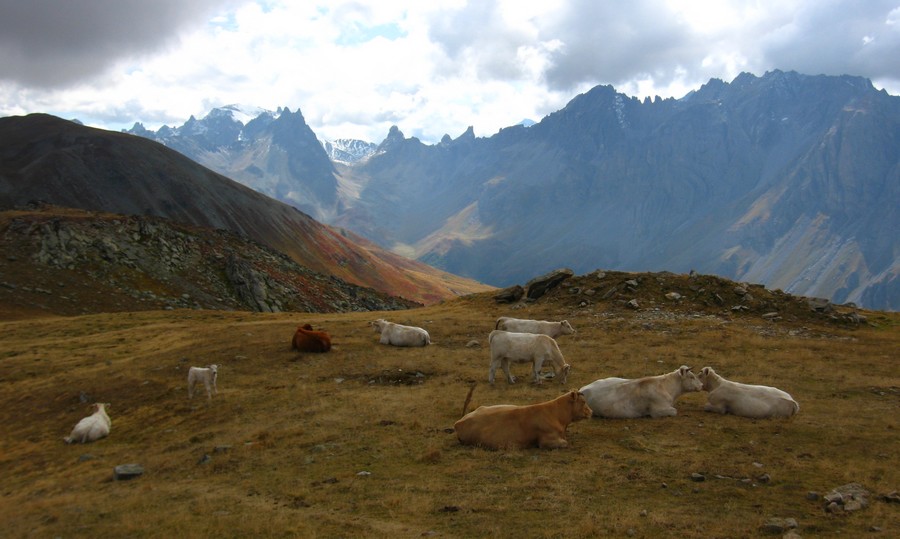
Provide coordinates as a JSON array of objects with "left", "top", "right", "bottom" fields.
[
  {"left": 0, "top": 114, "right": 492, "bottom": 304},
  {"left": 131, "top": 106, "right": 341, "bottom": 222},
  {"left": 338, "top": 71, "right": 899, "bottom": 310}
]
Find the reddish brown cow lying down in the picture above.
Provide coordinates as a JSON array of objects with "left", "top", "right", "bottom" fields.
[
  {"left": 454, "top": 390, "right": 592, "bottom": 450},
  {"left": 291, "top": 324, "right": 332, "bottom": 353}
]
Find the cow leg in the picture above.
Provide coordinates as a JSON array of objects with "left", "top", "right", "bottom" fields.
[
  {"left": 502, "top": 358, "right": 516, "bottom": 384},
  {"left": 703, "top": 402, "right": 727, "bottom": 414},
  {"left": 649, "top": 405, "right": 677, "bottom": 418},
  {"left": 488, "top": 357, "right": 501, "bottom": 384},
  {"left": 188, "top": 380, "right": 194, "bottom": 400},
  {"left": 532, "top": 357, "right": 545, "bottom": 384},
  {"left": 538, "top": 432, "right": 569, "bottom": 449}
]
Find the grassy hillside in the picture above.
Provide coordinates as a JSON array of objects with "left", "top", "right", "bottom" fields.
[{"left": 1, "top": 274, "right": 898, "bottom": 538}]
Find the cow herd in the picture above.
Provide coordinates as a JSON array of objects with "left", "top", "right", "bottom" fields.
[{"left": 63, "top": 316, "right": 799, "bottom": 453}]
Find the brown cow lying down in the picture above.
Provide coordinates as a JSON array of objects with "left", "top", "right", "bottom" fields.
[
  {"left": 454, "top": 390, "right": 592, "bottom": 450},
  {"left": 291, "top": 324, "right": 332, "bottom": 353}
]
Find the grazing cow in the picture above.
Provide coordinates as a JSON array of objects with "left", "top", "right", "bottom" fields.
[
  {"left": 579, "top": 365, "right": 702, "bottom": 418},
  {"left": 372, "top": 319, "right": 430, "bottom": 347},
  {"left": 454, "top": 390, "right": 593, "bottom": 450},
  {"left": 495, "top": 317, "right": 576, "bottom": 338},
  {"left": 488, "top": 330, "right": 570, "bottom": 385},
  {"left": 188, "top": 364, "right": 219, "bottom": 400},
  {"left": 292, "top": 323, "right": 332, "bottom": 353},
  {"left": 699, "top": 367, "right": 799, "bottom": 418},
  {"left": 64, "top": 403, "right": 111, "bottom": 444}
]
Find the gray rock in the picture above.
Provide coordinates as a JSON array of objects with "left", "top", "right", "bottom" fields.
[
  {"left": 113, "top": 463, "right": 144, "bottom": 481},
  {"left": 525, "top": 268, "right": 574, "bottom": 300},
  {"left": 493, "top": 285, "right": 524, "bottom": 304},
  {"left": 760, "top": 517, "right": 797, "bottom": 534}
]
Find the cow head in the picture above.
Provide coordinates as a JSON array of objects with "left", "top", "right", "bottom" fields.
[
  {"left": 678, "top": 365, "right": 702, "bottom": 392},
  {"left": 571, "top": 391, "right": 593, "bottom": 421},
  {"left": 558, "top": 364, "right": 571, "bottom": 385},
  {"left": 371, "top": 319, "right": 385, "bottom": 333},
  {"left": 301, "top": 324, "right": 313, "bottom": 331},
  {"left": 208, "top": 364, "right": 219, "bottom": 379},
  {"left": 560, "top": 320, "right": 575, "bottom": 335},
  {"left": 698, "top": 366, "right": 717, "bottom": 391}
]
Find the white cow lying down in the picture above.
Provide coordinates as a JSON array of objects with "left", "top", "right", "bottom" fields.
[
  {"left": 488, "top": 330, "right": 570, "bottom": 385},
  {"left": 699, "top": 367, "right": 799, "bottom": 418},
  {"left": 64, "top": 402, "right": 111, "bottom": 444},
  {"left": 188, "top": 364, "right": 219, "bottom": 400},
  {"left": 579, "top": 365, "right": 702, "bottom": 418},
  {"left": 372, "top": 319, "right": 431, "bottom": 347},
  {"left": 494, "top": 317, "right": 576, "bottom": 338}
]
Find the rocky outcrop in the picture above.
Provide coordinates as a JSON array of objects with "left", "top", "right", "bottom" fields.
[{"left": 1, "top": 205, "right": 419, "bottom": 315}]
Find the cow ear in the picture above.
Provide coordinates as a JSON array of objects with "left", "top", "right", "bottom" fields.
[{"left": 679, "top": 365, "right": 690, "bottom": 376}]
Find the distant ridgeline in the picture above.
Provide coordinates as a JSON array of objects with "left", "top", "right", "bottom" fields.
[{"left": 127, "top": 71, "right": 899, "bottom": 311}]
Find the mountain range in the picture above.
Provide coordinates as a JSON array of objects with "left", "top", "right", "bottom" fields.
[
  {"left": 0, "top": 114, "right": 492, "bottom": 306},
  {"left": 127, "top": 70, "right": 899, "bottom": 311}
]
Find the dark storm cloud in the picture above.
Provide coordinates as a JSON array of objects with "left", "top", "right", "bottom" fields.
[{"left": 0, "top": 0, "right": 240, "bottom": 87}]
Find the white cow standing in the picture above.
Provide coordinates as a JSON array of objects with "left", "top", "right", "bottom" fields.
[
  {"left": 579, "top": 366, "right": 702, "bottom": 418},
  {"left": 488, "top": 330, "right": 570, "bottom": 385},
  {"left": 699, "top": 367, "right": 799, "bottom": 418},
  {"left": 494, "top": 317, "right": 576, "bottom": 338}
]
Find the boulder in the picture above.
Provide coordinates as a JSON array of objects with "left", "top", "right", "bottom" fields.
[
  {"left": 493, "top": 284, "right": 524, "bottom": 304},
  {"left": 525, "top": 268, "right": 574, "bottom": 300}
]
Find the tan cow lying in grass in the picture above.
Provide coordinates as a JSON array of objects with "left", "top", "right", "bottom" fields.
[
  {"left": 579, "top": 365, "right": 702, "bottom": 418},
  {"left": 494, "top": 317, "right": 576, "bottom": 338},
  {"left": 64, "top": 403, "right": 111, "bottom": 444},
  {"left": 699, "top": 367, "right": 799, "bottom": 418},
  {"left": 488, "top": 330, "right": 570, "bottom": 385},
  {"left": 188, "top": 364, "right": 219, "bottom": 400},
  {"left": 372, "top": 319, "right": 431, "bottom": 347},
  {"left": 454, "top": 390, "right": 592, "bottom": 449}
]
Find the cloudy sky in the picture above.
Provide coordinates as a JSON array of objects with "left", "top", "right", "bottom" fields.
[{"left": 1, "top": 0, "right": 898, "bottom": 144}]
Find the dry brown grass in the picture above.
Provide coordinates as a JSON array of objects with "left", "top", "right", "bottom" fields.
[{"left": 1, "top": 289, "right": 898, "bottom": 538}]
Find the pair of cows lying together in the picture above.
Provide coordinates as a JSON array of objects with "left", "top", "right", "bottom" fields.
[{"left": 291, "top": 319, "right": 430, "bottom": 353}]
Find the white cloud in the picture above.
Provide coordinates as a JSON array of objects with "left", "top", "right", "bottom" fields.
[{"left": 0, "top": 0, "right": 898, "bottom": 144}]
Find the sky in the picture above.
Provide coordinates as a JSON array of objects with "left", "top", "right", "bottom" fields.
[{"left": 1, "top": 0, "right": 899, "bottom": 144}]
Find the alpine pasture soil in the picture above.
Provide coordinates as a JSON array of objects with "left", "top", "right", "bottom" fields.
[{"left": 1, "top": 280, "right": 898, "bottom": 538}]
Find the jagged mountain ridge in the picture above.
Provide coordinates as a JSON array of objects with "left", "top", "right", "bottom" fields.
[
  {"left": 125, "top": 71, "right": 899, "bottom": 310},
  {"left": 0, "top": 114, "right": 493, "bottom": 305}
]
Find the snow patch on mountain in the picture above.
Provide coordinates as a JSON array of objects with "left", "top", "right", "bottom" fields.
[{"left": 320, "top": 138, "right": 378, "bottom": 165}]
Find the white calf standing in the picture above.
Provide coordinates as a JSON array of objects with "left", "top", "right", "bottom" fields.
[
  {"left": 64, "top": 403, "right": 111, "bottom": 444},
  {"left": 188, "top": 364, "right": 219, "bottom": 400},
  {"left": 699, "top": 367, "right": 799, "bottom": 418}
]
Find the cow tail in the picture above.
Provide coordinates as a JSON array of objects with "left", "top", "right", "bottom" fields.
[
  {"left": 494, "top": 318, "right": 501, "bottom": 330},
  {"left": 461, "top": 382, "right": 476, "bottom": 418}
]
